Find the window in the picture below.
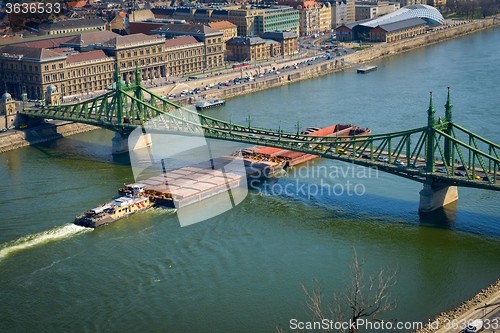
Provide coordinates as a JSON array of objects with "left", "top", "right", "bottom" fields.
[
  {"left": 44, "top": 65, "right": 49, "bottom": 70},
  {"left": 59, "top": 64, "right": 63, "bottom": 69}
]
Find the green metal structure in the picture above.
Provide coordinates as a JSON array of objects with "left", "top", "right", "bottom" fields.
[{"left": 21, "top": 69, "right": 500, "bottom": 192}]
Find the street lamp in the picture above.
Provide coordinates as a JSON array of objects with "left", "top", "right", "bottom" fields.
[
  {"left": 245, "top": 111, "right": 252, "bottom": 130},
  {"left": 294, "top": 117, "right": 301, "bottom": 136}
]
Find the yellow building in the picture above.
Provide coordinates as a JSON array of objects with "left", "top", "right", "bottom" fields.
[
  {"left": 208, "top": 21, "right": 238, "bottom": 45},
  {"left": 164, "top": 36, "right": 206, "bottom": 76}
]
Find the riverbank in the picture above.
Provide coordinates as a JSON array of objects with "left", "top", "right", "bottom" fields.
[
  {"left": 1, "top": 18, "right": 498, "bottom": 154},
  {"left": 413, "top": 278, "right": 500, "bottom": 333},
  {"left": 152, "top": 18, "right": 499, "bottom": 104},
  {"left": 0, "top": 121, "right": 97, "bottom": 153}
]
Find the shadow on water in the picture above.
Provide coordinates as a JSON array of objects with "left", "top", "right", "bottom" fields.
[
  {"left": 418, "top": 201, "right": 458, "bottom": 229},
  {"left": 29, "top": 138, "right": 132, "bottom": 166},
  {"left": 252, "top": 179, "right": 500, "bottom": 239}
]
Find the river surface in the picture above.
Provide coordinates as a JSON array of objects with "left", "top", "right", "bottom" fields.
[{"left": 1, "top": 27, "right": 500, "bottom": 332}]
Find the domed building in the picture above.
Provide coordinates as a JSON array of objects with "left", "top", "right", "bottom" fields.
[
  {"left": 360, "top": 4, "right": 444, "bottom": 28},
  {"left": 1, "top": 92, "right": 12, "bottom": 103},
  {"left": 336, "top": 4, "right": 443, "bottom": 42}
]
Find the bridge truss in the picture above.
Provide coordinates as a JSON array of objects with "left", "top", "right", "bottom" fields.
[{"left": 20, "top": 66, "right": 500, "bottom": 191}]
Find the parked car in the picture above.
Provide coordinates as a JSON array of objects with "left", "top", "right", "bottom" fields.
[
  {"left": 1, "top": 128, "right": 7, "bottom": 132},
  {"left": 395, "top": 160, "right": 405, "bottom": 166},
  {"left": 436, "top": 167, "right": 448, "bottom": 173},
  {"left": 362, "top": 154, "right": 370, "bottom": 159},
  {"left": 455, "top": 171, "right": 466, "bottom": 177}
]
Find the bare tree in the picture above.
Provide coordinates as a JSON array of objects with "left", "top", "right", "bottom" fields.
[{"left": 301, "top": 249, "right": 398, "bottom": 333}]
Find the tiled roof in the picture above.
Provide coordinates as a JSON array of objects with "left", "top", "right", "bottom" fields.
[
  {"left": 0, "top": 45, "right": 66, "bottom": 61},
  {"left": 153, "top": 23, "right": 222, "bottom": 36},
  {"left": 40, "top": 18, "right": 107, "bottom": 31},
  {"left": 62, "top": 31, "right": 119, "bottom": 46},
  {"left": 129, "top": 21, "right": 166, "bottom": 35},
  {"left": 208, "top": 21, "right": 237, "bottom": 29},
  {"left": 260, "top": 31, "right": 298, "bottom": 40},
  {"left": 226, "top": 36, "right": 266, "bottom": 46},
  {"left": 164, "top": 36, "right": 200, "bottom": 48},
  {"left": 66, "top": 50, "right": 111, "bottom": 63},
  {"left": 102, "top": 33, "right": 161, "bottom": 47},
  {"left": 13, "top": 36, "right": 75, "bottom": 49}
]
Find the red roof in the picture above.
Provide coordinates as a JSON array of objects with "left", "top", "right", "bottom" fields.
[
  {"left": 66, "top": 50, "right": 110, "bottom": 63},
  {"left": 15, "top": 36, "right": 75, "bottom": 49},
  {"left": 129, "top": 22, "right": 165, "bottom": 35},
  {"left": 164, "top": 36, "right": 199, "bottom": 48}
]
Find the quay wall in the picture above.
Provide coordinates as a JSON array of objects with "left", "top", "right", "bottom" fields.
[
  {"left": 0, "top": 122, "right": 97, "bottom": 153},
  {"left": 188, "top": 18, "right": 499, "bottom": 102}
]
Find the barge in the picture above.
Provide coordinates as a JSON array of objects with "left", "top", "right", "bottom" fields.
[
  {"left": 357, "top": 65, "right": 377, "bottom": 74},
  {"left": 74, "top": 124, "right": 370, "bottom": 228},
  {"left": 195, "top": 98, "right": 226, "bottom": 111}
]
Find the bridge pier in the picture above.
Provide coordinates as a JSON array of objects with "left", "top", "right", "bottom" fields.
[
  {"left": 418, "top": 184, "right": 458, "bottom": 213},
  {"left": 112, "top": 132, "right": 152, "bottom": 154}
]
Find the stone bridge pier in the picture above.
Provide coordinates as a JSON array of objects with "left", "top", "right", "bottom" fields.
[
  {"left": 112, "top": 132, "right": 152, "bottom": 154},
  {"left": 419, "top": 184, "right": 459, "bottom": 213}
]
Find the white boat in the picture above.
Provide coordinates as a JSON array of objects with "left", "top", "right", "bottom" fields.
[{"left": 195, "top": 98, "right": 226, "bottom": 110}]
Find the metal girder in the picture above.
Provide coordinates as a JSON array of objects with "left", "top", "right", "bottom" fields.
[{"left": 18, "top": 83, "right": 500, "bottom": 190}]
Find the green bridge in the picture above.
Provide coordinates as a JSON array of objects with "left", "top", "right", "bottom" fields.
[{"left": 19, "top": 67, "right": 500, "bottom": 212}]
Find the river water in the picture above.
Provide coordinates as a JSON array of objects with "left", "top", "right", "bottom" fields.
[{"left": 1, "top": 27, "right": 500, "bottom": 332}]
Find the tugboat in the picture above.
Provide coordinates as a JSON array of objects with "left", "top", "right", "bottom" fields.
[
  {"left": 74, "top": 185, "right": 152, "bottom": 228},
  {"left": 195, "top": 98, "right": 226, "bottom": 111}
]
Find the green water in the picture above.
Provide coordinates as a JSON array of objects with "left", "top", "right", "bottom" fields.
[{"left": 1, "top": 27, "right": 500, "bottom": 332}]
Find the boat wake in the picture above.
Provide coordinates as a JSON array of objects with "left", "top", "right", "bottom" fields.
[{"left": 0, "top": 224, "right": 92, "bottom": 260}]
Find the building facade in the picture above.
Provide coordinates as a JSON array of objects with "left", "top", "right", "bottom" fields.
[
  {"left": 153, "top": 5, "right": 300, "bottom": 36},
  {"left": 330, "top": 0, "right": 355, "bottom": 28},
  {"left": 164, "top": 36, "right": 206, "bottom": 76},
  {"left": 39, "top": 18, "right": 107, "bottom": 35},
  {"left": 355, "top": 1, "right": 401, "bottom": 21},
  {"left": 278, "top": 0, "right": 332, "bottom": 35},
  {"left": 260, "top": 31, "right": 299, "bottom": 56},
  {"left": 369, "top": 17, "right": 426, "bottom": 42}
]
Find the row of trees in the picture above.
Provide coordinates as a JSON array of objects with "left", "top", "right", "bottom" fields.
[{"left": 445, "top": 0, "right": 500, "bottom": 19}]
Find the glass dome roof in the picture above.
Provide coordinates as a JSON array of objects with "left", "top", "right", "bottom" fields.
[{"left": 361, "top": 4, "right": 444, "bottom": 28}]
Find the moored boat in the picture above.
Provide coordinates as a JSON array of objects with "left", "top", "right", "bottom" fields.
[
  {"left": 195, "top": 98, "right": 226, "bottom": 110},
  {"left": 357, "top": 65, "right": 377, "bottom": 74}
]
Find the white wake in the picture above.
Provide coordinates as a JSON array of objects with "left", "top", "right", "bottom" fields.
[{"left": 0, "top": 224, "right": 92, "bottom": 260}]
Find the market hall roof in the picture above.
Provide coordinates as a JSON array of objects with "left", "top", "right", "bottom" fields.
[{"left": 359, "top": 4, "right": 444, "bottom": 28}]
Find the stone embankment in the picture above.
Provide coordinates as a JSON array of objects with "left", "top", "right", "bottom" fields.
[
  {"left": 165, "top": 18, "right": 498, "bottom": 103},
  {"left": 0, "top": 122, "right": 97, "bottom": 153},
  {"left": 413, "top": 278, "right": 500, "bottom": 333}
]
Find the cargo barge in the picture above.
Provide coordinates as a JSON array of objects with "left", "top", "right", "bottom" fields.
[
  {"left": 119, "top": 156, "right": 283, "bottom": 209},
  {"left": 74, "top": 124, "right": 370, "bottom": 228}
]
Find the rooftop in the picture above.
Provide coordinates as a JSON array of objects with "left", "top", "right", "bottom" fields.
[
  {"left": 66, "top": 50, "right": 112, "bottom": 64},
  {"left": 164, "top": 36, "right": 200, "bottom": 48}
]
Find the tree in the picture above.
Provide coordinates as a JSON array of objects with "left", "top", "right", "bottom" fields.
[{"left": 301, "top": 249, "right": 398, "bottom": 333}]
